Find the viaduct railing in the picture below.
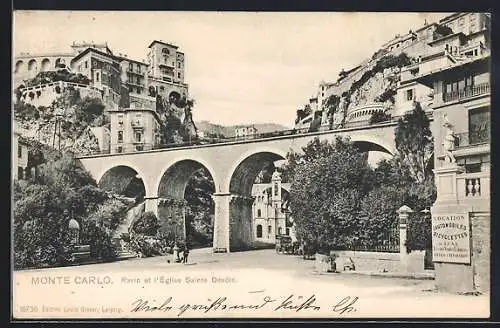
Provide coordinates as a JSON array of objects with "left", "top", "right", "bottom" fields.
[{"left": 77, "top": 119, "right": 399, "bottom": 157}]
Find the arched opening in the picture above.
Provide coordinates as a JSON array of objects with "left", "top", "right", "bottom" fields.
[
  {"left": 98, "top": 165, "right": 146, "bottom": 199},
  {"left": 14, "top": 60, "right": 24, "bottom": 73},
  {"left": 229, "top": 151, "right": 285, "bottom": 251},
  {"left": 27, "top": 59, "right": 37, "bottom": 72},
  {"left": 98, "top": 166, "right": 146, "bottom": 243},
  {"left": 41, "top": 58, "right": 51, "bottom": 72},
  {"left": 168, "top": 91, "right": 181, "bottom": 104},
  {"left": 55, "top": 58, "right": 65, "bottom": 69},
  {"left": 157, "top": 160, "right": 215, "bottom": 248},
  {"left": 352, "top": 140, "right": 393, "bottom": 168},
  {"left": 256, "top": 225, "right": 263, "bottom": 238}
]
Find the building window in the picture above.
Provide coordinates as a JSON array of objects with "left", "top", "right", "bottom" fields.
[
  {"left": 257, "top": 209, "right": 261, "bottom": 217},
  {"left": 278, "top": 227, "right": 282, "bottom": 235},
  {"left": 268, "top": 225, "right": 272, "bottom": 235},
  {"left": 96, "top": 72, "right": 100, "bottom": 82},
  {"left": 18, "top": 167, "right": 24, "bottom": 180},
  {"left": 256, "top": 225, "right": 262, "bottom": 238},
  {"left": 406, "top": 89, "right": 414, "bottom": 101},
  {"left": 85, "top": 61, "right": 88, "bottom": 69},
  {"left": 177, "top": 72, "right": 181, "bottom": 78},
  {"left": 135, "top": 132, "right": 142, "bottom": 142},
  {"left": 274, "top": 183, "right": 279, "bottom": 196},
  {"left": 18, "top": 145, "right": 22, "bottom": 158},
  {"left": 118, "top": 131, "right": 123, "bottom": 143},
  {"left": 465, "top": 163, "right": 482, "bottom": 173},
  {"left": 117, "top": 146, "right": 123, "bottom": 153},
  {"left": 469, "top": 107, "right": 490, "bottom": 144},
  {"left": 178, "top": 62, "right": 181, "bottom": 68},
  {"left": 286, "top": 228, "right": 290, "bottom": 235}
]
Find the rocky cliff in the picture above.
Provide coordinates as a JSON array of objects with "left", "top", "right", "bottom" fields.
[
  {"left": 318, "top": 53, "right": 412, "bottom": 129},
  {"left": 13, "top": 70, "right": 199, "bottom": 154}
]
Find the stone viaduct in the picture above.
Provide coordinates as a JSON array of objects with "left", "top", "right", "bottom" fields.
[{"left": 77, "top": 122, "right": 398, "bottom": 252}]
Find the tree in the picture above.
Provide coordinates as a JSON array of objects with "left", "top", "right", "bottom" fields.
[
  {"left": 288, "top": 137, "right": 373, "bottom": 253},
  {"left": 13, "top": 152, "right": 126, "bottom": 268},
  {"left": 184, "top": 168, "right": 215, "bottom": 246},
  {"left": 394, "top": 102, "right": 433, "bottom": 183},
  {"left": 359, "top": 185, "right": 404, "bottom": 246},
  {"left": 37, "top": 152, "right": 96, "bottom": 190}
]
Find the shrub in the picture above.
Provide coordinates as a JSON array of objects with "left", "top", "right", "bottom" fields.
[
  {"left": 369, "top": 111, "right": 392, "bottom": 124},
  {"left": 13, "top": 215, "right": 72, "bottom": 269},
  {"left": 406, "top": 212, "right": 432, "bottom": 251},
  {"left": 375, "top": 89, "right": 397, "bottom": 104},
  {"left": 80, "top": 220, "right": 117, "bottom": 260},
  {"left": 126, "top": 234, "right": 167, "bottom": 257},
  {"left": 131, "top": 211, "right": 160, "bottom": 236}
]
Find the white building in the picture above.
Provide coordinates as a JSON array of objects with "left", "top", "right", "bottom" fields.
[
  {"left": 235, "top": 125, "right": 258, "bottom": 139},
  {"left": 12, "top": 123, "right": 29, "bottom": 181},
  {"left": 252, "top": 170, "right": 294, "bottom": 244},
  {"left": 109, "top": 108, "right": 162, "bottom": 154}
]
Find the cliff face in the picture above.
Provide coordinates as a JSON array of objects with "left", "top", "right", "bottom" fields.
[
  {"left": 316, "top": 53, "right": 411, "bottom": 130},
  {"left": 13, "top": 71, "right": 199, "bottom": 154}
]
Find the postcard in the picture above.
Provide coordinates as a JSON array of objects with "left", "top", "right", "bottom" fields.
[{"left": 12, "top": 10, "right": 491, "bottom": 319}]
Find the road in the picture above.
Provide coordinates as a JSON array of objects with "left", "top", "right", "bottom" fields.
[{"left": 12, "top": 249, "right": 489, "bottom": 319}]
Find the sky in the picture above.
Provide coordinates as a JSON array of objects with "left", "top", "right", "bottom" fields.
[{"left": 13, "top": 11, "right": 450, "bottom": 128}]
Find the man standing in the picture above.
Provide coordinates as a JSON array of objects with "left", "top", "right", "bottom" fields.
[{"left": 183, "top": 246, "right": 190, "bottom": 264}]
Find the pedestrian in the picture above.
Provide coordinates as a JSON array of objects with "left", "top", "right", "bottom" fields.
[
  {"left": 183, "top": 246, "right": 190, "bottom": 264},
  {"left": 173, "top": 243, "right": 180, "bottom": 263}
]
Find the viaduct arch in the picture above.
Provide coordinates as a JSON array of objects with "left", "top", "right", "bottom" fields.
[{"left": 77, "top": 122, "right": 398, "bottom": 252}]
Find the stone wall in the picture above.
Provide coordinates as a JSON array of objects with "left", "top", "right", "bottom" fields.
[
  {"left": 229, "top": 198, "right": 254, "bottom": 251},
  {"left": 471, "top": 214, "right": 490, "bottom": 293},
  {"left": 332, "top": 250, "right": 401, "bottom": 273}
]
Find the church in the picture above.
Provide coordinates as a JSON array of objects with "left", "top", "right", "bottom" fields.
[{"left": 251, "top": 170, "right": 296, "bottom": 244}]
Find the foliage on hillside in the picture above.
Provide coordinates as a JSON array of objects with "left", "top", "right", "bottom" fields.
[
  {"left": 22, "top": 69, "right": 91, "bottom": 88},
  {"left": 301, "top": 53, "right": 412, "bottom": 130},
  {"left": 13, "top": 152, "right": 131, "bottom": 269},
  {"left": 14, "top": 87, "right": 107, "bottom": 154}
]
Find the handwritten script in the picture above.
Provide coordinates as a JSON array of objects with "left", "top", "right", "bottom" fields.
[{"left": 130, "top": 293, "right": 359, "bottom": 316}]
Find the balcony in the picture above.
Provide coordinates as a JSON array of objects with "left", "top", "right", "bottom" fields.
[
  {"left": 455, "top": 131, "right": 490, "bottom": 148},
  {"left": 159, "top": 62, "right": 175, "bottom": 69},
  {"left": 127, "top": 68, "right": 145, "bottom": 76},
  {"left": 130, "top": 119, "right": 144, "bottom": 129},
  {"left": 443, "top": 82, "right": 490, "bottom": 103},
  {"left": 456, "top": 172, "right": 489, "bottom": 201},
  {"left": 126, "top": 80, "right": 145, "bottom": 88}
]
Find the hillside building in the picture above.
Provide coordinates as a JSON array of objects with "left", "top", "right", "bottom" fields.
[
  {"left": 400, "top": 39, "right": 490, "bottom": 293},
  {"left": 109, "top": 108, "right": 163, "bottom": 154},
  {"left": 301, "top": 12, "right": 491, "bottom": 131},
  {"left": 146, "top": 40, "right": 188, "bottom": 104}
]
